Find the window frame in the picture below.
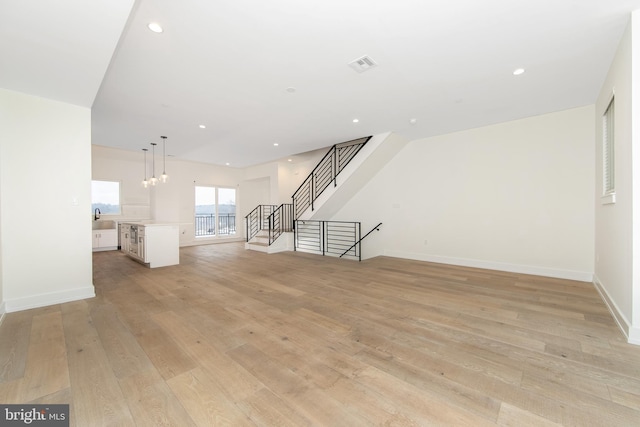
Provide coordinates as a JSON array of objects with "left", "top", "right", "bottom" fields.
[
  {"left": 601, "top": 94, "right": 616, "bottom": 205},
  {"left": 194, "top": 185, "right": 237, "bottom": 238}
]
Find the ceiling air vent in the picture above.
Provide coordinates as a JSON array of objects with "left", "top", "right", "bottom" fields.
[{"left": 348, "top": 55, "right": 378, "bottom": 73}]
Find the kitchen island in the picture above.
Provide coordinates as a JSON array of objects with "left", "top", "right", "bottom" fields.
[{"left": 120, "top": 222, "right": 179, "bottom": 268}]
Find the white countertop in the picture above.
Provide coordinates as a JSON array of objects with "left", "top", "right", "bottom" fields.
[{"left": 120, "top": 221, "right": 179, "bottom": 227}]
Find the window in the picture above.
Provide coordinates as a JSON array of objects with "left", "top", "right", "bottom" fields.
[
  {"left": 91, "top": 180, "right": 121, "bottom": 215},
  {"left": 603, "top": 96, "right": 615, "bottom": 196},
  {"left": 195, "top": 186, "right": 236, "bottom": 237}
]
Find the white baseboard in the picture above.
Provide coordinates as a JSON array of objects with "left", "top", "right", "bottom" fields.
[
  {"left": 628, "top": 328, "right": 640, "bottom": 345},
  {"left": 4, "top": 286, "right": 95, "bottom": 313},
  {"left": 0, "top": 301, "right": 6, "bottom": 327},
  {"left": 383, "top": 250, "right": 594, "bottom": 282},
  {"left": 180, "top": 237, "right": 245, "bottom": 247},
  {"left": 592, "top": 275, "right": 640, "bottom": 345}
]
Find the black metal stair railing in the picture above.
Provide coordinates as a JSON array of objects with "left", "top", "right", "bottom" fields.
[
  {"left": 245, "top": 204, "right": 277, "bottom": 242},
  {"left": 268, "top": 204, "right": 293, "bottom": 245},
  {"left": 292, "top": 136, "right": 371, "bottom": 219},
  {"left": 294, "top": 220, "right": 382, "bottom": 261},
  {"left": 245, "top": 135, "right": 371, "bottom": 247},
  {"left": 339, "top": 222, "right": 382, "bottom": 258}
]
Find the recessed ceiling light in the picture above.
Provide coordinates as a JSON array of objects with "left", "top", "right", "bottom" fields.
[
  {"left": 286, "top": 87, "right": 296, "bottom": 93},
  {"left": 199, "top": 124, "right": 206, "bottom": 129},
  {"left": 513, "top": 68, "right": 525, "bottom": 76},
  {"left": 148, "top": 22, "right": 163, "bottom": 33},
  {"left": 353, "top": 119, "right": 359, "bottom": 123},
  {"left": 225, "top": 162, "right": 230, "bottom": 166},
  {"left": 273, "top": 143, "right": 279, "bottom": 146},
  {"left": 409, "top": 118, "right": 417, "bottom": 125},
  {"left": 288, "top": 159, "right": 292, "bottom": 162}
]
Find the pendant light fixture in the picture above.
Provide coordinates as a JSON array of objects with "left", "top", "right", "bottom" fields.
[
  {"left": 150, "top": 142, "right": 158, "bottom": 186},
  {"left": 142, "top": 148, "right": 149, "bottom": 188},
  {"left": 160, "top": 136, "right": 169, "bottom": 183}
]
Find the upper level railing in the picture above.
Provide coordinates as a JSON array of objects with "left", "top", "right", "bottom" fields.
[
  {"left": 268, "top": 204, "right": 293, "bottom": 244},
  {"left": 245, "top": 205, "right": 277, "bottom": 242},
  {"left": 292, "top": 136, "right": 371, "bottom": 219}
]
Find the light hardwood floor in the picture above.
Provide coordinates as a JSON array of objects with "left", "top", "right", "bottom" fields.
[{"left": 2, "top": 242, "right": 640, "bottom": 426}]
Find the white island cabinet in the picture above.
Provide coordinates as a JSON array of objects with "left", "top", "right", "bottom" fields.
[
  {"left": 120, "top": 223, "right": 130, "bottom": 254},
  {"left": 122, "top": 222, "right": 179, "bottom": 268}
]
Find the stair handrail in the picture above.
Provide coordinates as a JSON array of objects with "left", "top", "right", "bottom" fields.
[
  {"left": 268, "top": 203, "right": 293, "bottom": 245},
  {"left": 292, "top": 135, "right": 371, "bottom": 220},
  {"left": 245, "top": 204, "right": 277, "bottom": 242},
  {"left": 339, "top": 222, "right": 382, "bottom": 258},
  {"left": 246, "top": 136, "right": 371, "bottom": 247}
]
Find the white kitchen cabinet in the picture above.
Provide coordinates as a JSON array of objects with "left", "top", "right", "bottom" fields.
[{"left": 92, "top": 229, "right": 118, "bottom": 251}]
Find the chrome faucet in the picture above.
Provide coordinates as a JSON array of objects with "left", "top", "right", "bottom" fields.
[{"left": 94, "top": 208, "right": 101, "bottom": 221}]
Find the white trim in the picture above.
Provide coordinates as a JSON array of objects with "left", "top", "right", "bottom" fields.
[
  {"left": 245, "top": 240, "right": 296, "bottom": 254},
  {"left": 601, "top": 193, "right": 616, "bottom": 205},
  {"left": 628, "top": 328, "right": 640, "bottom": 346},
  {"left": 92, "top": 246, "right": 118, "bottom": 252},
  {"left": 0, "top": 302, "right": 6, "bottom": 327},
  {"left": 592, "top": 274, "right": 638, "bottom": 344},
  {"left": 180, "top": 237, "right": 244, "bottom": 247},
  {"left": 383, "top": 250, "right": 594, "bottom": 282},
  {"left": 4, "top": 286, "right": 95, "bottom": 313},
  {"left": 627, "top": 326, "right": 640, "bottom": 345}
]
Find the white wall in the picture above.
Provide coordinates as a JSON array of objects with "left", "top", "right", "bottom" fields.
[
  {"left": 335, "top": 106, "right": 595, "bottom": 280},
  {"left": 93, "top": 144, "right": 325, "bottom": 247},
  {"left": 239, "top": 177, "right": 271, "bottom": 217},
  {"left": 243, "top": 163, "right": 279, "bottom": 207},
  {"left": 91, "top": 145, "right": 152, "bottom": 219},
  {"left": 159, "top": 158, "right": 244, "bottom": 245},
  {"left": 0, "top": 122, "right": 3, "bottom": 315},
  {"left": 0, "top": 88, "right": 94, "bottom": 312},
  {"left": 277, "top": 148, "right": 327, "bottom": 204},
  {"left": 241, "top": 148, "right": 326, "bottom": 209},
  {"left": 92, "top": 145, "right": 245, "bottom": 245},
  {"left": 632, "top": 11, "right": 640, "bottom": 340},
  {"left": 594, "top": 13, "right": 640, "bottom": 343}
]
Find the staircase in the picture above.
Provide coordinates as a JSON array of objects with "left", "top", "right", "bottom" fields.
[
  {"left": 244, "top": 204, "right": 294, "bottom": 253},
  {"left": 245, "top": 132, "right": 408, "bottom": 258},
  {"left": 292, "top": 136, "right": 371, "bottom": 218}
]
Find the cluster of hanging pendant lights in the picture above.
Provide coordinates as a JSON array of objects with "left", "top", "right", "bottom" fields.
[{"left": 142, "top": 136, "right": 169, "bottom": 188}]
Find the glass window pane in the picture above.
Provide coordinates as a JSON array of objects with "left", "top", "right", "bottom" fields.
[
  {"left": 194, "top": 186, "right": 236, "bottom": 237},
  {"left": 603, "top": 97, "right": 615, "bottom": 194},
  {"left": 91, "top": 180, "right": 121, "bottom": 214},
  {"left": 195, "top": 186, "right": 216, "bottom": 236},
  {"left": 218, "top": 188, "right": 236, "bottom": 235}
]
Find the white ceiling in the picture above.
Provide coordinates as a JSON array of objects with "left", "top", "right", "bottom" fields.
[{"left": 2, "top": 1, "right": 640, "bottom": 167}]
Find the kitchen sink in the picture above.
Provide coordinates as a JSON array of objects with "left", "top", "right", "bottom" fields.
[{"left": 92, "top": 220, "right": 116, "bottom": 230}]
